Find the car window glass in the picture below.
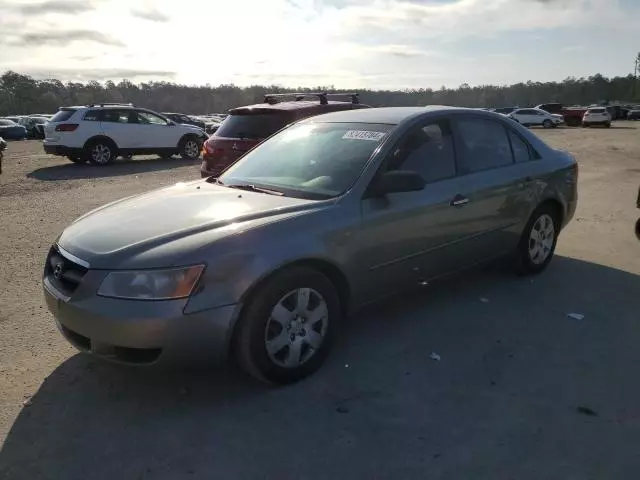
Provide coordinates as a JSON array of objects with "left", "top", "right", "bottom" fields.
[
  {"left": 50, "top": 109, "right": 76, "bottom": 122},
  {"left": 138, "top": 111, "right": 168, "bottom": 125},
  {"left": 101, "top": 109, "right": 130, "bottom": 123},
  {"left": 509, "top": 130, "right": 531, "bottom": 163},
  {"left": 216, "top": 114, "right": 291, "bottom": 140},
  {"left": 386, "top": 120, "right": 456, "bottom": 183},
  {"left": 457, "top": 118, "right": 513, "bottom": 172},
  {"left": 83, "top": 110, "right": 102, "bottom": 121}
]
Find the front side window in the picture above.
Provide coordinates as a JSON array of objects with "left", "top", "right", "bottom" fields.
[
  {"left": 137, "top": 111, "right": 168, "bottom": 125},
  {"left": 218, "top": 122, "right": 393, "bottom": 199},
  {"left": 386, "top": 119, "right": 456, "bottom": 183},
  {"left": 457, "top": 118, "right": 513, "bottom": 172}
]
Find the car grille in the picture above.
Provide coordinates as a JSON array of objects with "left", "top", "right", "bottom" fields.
[{"left": 45, "top": 246, "right": 88, "bottom": 296}]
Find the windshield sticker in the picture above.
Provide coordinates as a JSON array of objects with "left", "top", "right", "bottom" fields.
[{"left": 342, "top": 130, "right": 386, "bottom": 141}]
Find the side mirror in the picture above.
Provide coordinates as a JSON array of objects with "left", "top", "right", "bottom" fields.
[
  {"left": 370, "top": 170, "right": 425, "bottom": 196},
  {"left": 167, "top": 120, "right": 176, "bottom": 126}
]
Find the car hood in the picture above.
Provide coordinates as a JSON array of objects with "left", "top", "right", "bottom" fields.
[{"left": 58, "top": 180, "right": 327, "bottom": 269}]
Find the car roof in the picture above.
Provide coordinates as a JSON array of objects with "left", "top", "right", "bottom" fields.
[
  {"left": 230, "top": 100, "right": 362, "bottom": 114},
  {"left": 298, "top": 105, "right": 468, "bottom": 125}
]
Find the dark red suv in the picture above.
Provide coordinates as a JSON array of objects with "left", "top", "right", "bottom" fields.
[{"left": 200, "top": 92, "right": 370, "bottom": 177}]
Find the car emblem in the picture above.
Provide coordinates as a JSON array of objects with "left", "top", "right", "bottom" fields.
[{"left": 53, "top": 262, "right": 64, "bottom": 280}]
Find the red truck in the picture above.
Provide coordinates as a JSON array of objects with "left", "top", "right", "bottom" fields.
[{"left": 536, "top": 103, "right": 588, "bottom": 127}]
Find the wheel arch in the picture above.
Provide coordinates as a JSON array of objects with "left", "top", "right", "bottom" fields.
[
  {"left": 536, "top": 197, "right": 564, "bottom": 227},
  {"left": 178, "top": 132, "right": 202, "bottom": 148},
  {"left": 228, "top": 258, "right": 351, "bottom": 355},
  {"left": 83, "top": 135, "right": 118, "bottom": 151}
]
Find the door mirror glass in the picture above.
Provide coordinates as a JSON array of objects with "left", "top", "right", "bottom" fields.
[{"left": 371, "top": 170, "right": 425, "bottom": 196}]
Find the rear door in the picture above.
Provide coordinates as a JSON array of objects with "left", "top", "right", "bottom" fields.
[
  {"left": 99, "top": 109, "right": 138, "bottom": 148},
  {"left": 449, "top": 115, "right": 537, "bottom": 261}
]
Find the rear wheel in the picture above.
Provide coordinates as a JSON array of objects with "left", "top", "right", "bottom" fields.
[
  {"left": 85, "top": 140, "right": 116, "bottom": 166},
  {"left": 515, "top": 204, "right": 560, "bottom": 275},
  {"left": 234, "top": 267, "right": 340, "bottom": 385}
]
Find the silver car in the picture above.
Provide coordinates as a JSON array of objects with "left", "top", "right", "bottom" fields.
[{"left": 43, "top": 107, "right": 578, "bottom": 384}]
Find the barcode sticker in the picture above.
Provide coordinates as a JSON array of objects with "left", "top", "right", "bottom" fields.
[{"left": 342, "top": 130, "right": 386, "bottom": 141}]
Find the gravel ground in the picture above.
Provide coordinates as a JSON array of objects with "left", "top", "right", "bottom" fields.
[{"left": 1, "top": 124, "right": 639, "bottom": 479}]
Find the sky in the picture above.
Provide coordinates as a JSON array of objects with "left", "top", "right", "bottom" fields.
[{"left": 0, "top": 0, "right": 639, "bottom": 89}]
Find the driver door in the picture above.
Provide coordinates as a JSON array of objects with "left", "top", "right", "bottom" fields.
[
  {"left": 134, "top": 110, "right": 179, "bottom": 149},
  {"left": 356, "top": 117, "right": 471, "bottom": 302}
]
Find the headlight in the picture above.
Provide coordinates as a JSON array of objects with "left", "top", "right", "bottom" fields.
[{"left": 97, "top": 265, "right": 205, "bottom": 300}]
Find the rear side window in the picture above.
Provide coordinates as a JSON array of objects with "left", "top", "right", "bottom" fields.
[
  {"left": 215, "top": 113, "right": 291, "bottom": 140},
  {"left": 508, "top": 130, "right": 531, "bottom": 163},
  {"left": 83, "top": 110, "right": 102, "bottom": 121},
  {"left": 50, "top": 109, "right": 77, "bottom": 122},
  {"left": 101, "top": 109, "right": 131, "bottom": 123},
  {"left": 457, "top": 118, "right": 513, "bottom": 172}
]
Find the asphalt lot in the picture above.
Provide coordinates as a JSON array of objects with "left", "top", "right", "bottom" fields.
[{"left": 1, "top": 124, "right": 639, "bottom": 479}]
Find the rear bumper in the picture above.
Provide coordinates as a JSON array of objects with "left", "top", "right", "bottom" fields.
[
  {"left": 44, "top": 144, "right": 82, "bottom": 157},
  {"left": 200, "top": 157, "right": 228, "bottom": 178},
  {"left": 582, "top": 120, "right": 610, "bottom": 125}
]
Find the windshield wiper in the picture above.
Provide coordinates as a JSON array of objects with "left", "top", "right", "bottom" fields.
[{"left": 225, "top": 183, "right": 284, "bottom": 196}]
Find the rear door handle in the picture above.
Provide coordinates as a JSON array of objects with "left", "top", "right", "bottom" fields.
[{"left": 450, "top": 194, "right": 469, "bottom": 208}]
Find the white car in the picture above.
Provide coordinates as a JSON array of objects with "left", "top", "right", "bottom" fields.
[
  {"left": 43, "top": 103, "right": 208, "bottom": 165},
  {"left": 508, "top": 108, "right": 564, "bottom": 128},
  {"left": 582, "top": 107, "right": 612, "bottom": 127}
]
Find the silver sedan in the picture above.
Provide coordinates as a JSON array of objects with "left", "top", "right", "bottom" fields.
[{"left": 43, "top": 106, "right": 578, "bottom": 384}]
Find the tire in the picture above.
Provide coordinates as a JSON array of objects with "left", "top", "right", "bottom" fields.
[
  {"left": 542, "top": 119, "right": 552, "bottom": 128},
  {"left": 515, "top": 204, "right": 560, "bottom": 275},
  {"left": 234, "top": 267, "right": 341, "bottom": 385},
  {"left": 605, "top": 122, "right": 611, "bottom": 128},
  {"left": 85, "top": 139, "right": 116, "bottom": 166},
  {"left": 635, "top": 218, "right": 640, "bottom": 241},
  {"left": 67, "top": 155, "right": 86, "bottom": 164},
  {"left": 179, "top": 136, "right": 201, "bottom": 160}
]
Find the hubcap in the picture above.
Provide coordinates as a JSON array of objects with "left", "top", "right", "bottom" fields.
[
  {"left": 528, "top": 213, "right": 555, "bottom": 265},
  {"left": 264, "top": 287, "right": 328, "bottom": 368},
  {"left": 184, "top": 140, "right": 199, "bottom": 158},
  {"left": 91, "top": 144, "right": 111, "bottom": 164}
]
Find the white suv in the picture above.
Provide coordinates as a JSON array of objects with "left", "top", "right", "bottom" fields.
[
  {"left": 582, "top": 107, "right": 612, "bottom": 128},
  {"left": 508, "top": 108, "right": 564, "bottom": 128},
  {"left": 43, "top": 103, "right": 208, "bottom": 165}
]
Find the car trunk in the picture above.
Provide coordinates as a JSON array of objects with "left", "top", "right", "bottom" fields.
[{"left": 203, "top": 110, "right": 293, "bottom": 174}]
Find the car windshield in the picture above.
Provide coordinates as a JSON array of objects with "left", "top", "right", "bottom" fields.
[{"left": 218, "top": 122, "right": 393, "bottom": 200}]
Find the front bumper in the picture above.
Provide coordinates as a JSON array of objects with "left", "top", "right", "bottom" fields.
[
  {"left": 43, "top": 277, "right": 241, "bottom": 366},
  {"left": 43, "top": 144, "right": 82, "bottom": 157}
]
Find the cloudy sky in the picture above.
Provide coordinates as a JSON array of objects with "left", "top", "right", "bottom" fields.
[{"left": 0, "top": 0, "right": 639, "bottom": 89}]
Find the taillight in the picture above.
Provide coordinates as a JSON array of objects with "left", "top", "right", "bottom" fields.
[
  {"left": 55, "top": 123, "right": 79, "bottom": 132},
  {"left": 203, "top": 140, "right": 223, "bottom": 157}
]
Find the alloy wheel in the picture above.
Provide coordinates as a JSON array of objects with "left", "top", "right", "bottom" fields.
[
  {"left": 184, "top": 140, "right": 199, "bottom": 159},
  {"left": 91, "top": 144, "right": 111, "bottom": 164},
  {"left": 264, "top": 287, "right": 328, "bottom": 368},
  {"left": 528, "top": 213, "right": 555, "bottom": 265}
]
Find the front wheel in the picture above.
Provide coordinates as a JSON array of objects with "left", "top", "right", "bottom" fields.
[
  {"left": 180, "top": 137, "right": 201, "bottom": 160},
  {"left": 542, "top": 119, "right": 552, "bottom": 128},
  {"left": 515, "top": 204, "right": 560, "bottom": 275},
  {"left": 234, "top": 267, "right": 341, "bottom": 385}
]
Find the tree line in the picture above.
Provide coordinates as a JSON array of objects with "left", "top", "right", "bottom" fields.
[{"left": 1, "top": 70, "right": 639, "bottom": 117}]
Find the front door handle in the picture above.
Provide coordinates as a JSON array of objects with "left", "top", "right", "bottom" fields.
[{"left": 450, "top": 194, "right": 469, "bottom": 208}]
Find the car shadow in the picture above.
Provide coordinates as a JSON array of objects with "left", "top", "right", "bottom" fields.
[
  {"left": 28, "top": 156, "right": 200, "bottom": 181},
  {"left": 1, "top": 256, "right": 639, "bottom": 479}
]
